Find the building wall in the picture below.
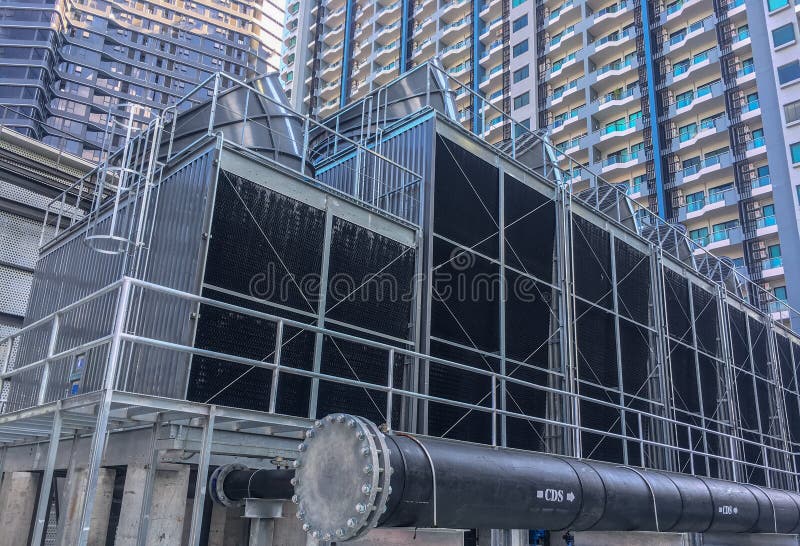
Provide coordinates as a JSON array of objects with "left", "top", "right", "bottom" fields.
[
  {"left": 0, "top": 127, "right": 92, "bottom": 339},
  {"left": 280, "top": 0, "right": 800, "bottom": 325},
  {"left": 0, "top": 0, "right": 283, "bottom": 163}
]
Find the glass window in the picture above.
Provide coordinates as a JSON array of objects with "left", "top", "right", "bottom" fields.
[
  {"left": 778, "top": 61, "right": 800, "bottom": 85},
  {"left": 767, "top": 0, "right": 789, "bottom": 11},
  {"left": 784, "top": 99, "right": 800, "bottom": 123},
  {"left": 676, "top": 90, "right": 694, "bottom": 108},
  {"left": 774, "top": 286, "right": 788, "bottom": 301},
  {"left": 513, "top": 65, "right": 529, "bottom": 83},
  {"left": 689, "top": 226, "right": 709, "bottom": 244},
  {"left": 679, "top": 122, "right": 698, "bottom": 141},
  {"left": 513, "top": 92, "right": 530, "bottom": 109},
  {"left": 791, "top": 143, "right": 800, "bottom": 163},
  {"left": 512, "top": 14, "right": 528, "bottom": 32},
  {"left": 512, "top": 39, "right": 529, "bottom": 57},
  {"left": 772, "top": 23, "right": 795, "bottom": 47},
  {"left": 512, "top": 0, "right": 528, "bottom": 6}
]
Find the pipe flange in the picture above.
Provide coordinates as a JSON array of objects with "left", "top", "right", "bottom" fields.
[
  {"left": 209, "top": 463, "right": 249, "bottom": 508},
  {"left": 293, "top": 414, "right": 392, "bottom": 542}
]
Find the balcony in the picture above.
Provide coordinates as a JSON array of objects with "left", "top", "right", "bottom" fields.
[
  {"left": 590, "top": 58, "right": 637, "bottom": 84},
  {"left": 677, "top": 187, "right": 738, "bottom": 221},
  {"left": 730, "top": 26, "right": 751, "bottom": 50},
  {"left": 590, "top": 87, "right": 640, "bottom": 115},
  {"left": 700, "top": 225, "right": 744, "bottom": 251},
  {"left": 745, "top": 135, "right": 766, "bottom": 159},
  {"left": 412, "top": 37, "right": 435, "bottom": 58},
  {"left": 761, "top": 256, "right": 784, "bottom": 279},
  {"left": 326, "top": 5, "right": 346, "bottom": 27},
  {"left": 480, "top": 39, "right": 504, "bottom": 66},
  {"left": 323, "top": 24, "right": 345, "bottom": 46},
  {"left": 672, "top": 116, "right": 729, "bottom": 152},
  {"left": 547, "top": 78, "right": 582, "bottom": 108},
  {"left": 740, "top": 98, "right": 761, "bottom": 120},
  {"left": 375, "top": 21, "right": 401, "bottom": 44},
  {"left": 661, "top": 15, "right": 716, "bottom": 55},
  {"left": 547, "top": 0, "right": 577, "bottom": 26},
  {"left": 755, "top": 214, "right": 778, "bottom": 236},
  {"left": 374, "top": 40, "right": 399, "bottom": 63},
  {"left": 663, "top": 0, "right": 703, "bottom": 23},
  {"left": 667, "top": 81, "right": 723, "bottom": 118},
  {"left": 600, "top": 151, "right": 644, "bottom": 173},
  {"left": 320, "top": 60, "right": 342, "bottom": 80},
  {"left": 441, "top": 0, "right": 470, "bottom": 22},
  {"left": 725, "top": 0, "right": 746, "bottom": 15},
  {"left": 376, "top": 1, "right": 401, "bottom": 24},
  {"left": 593, "top": 1, "right": 631, "bottom": 24},
  {"left": 321, "top": 41, "right": 344, "bottom": 63},
  {"left": 555, "top": 134, "right": 586, "bottom": 155},
  {"left": 768, "top": 300, "right": 790, "bottom": 321},
  {"left": 480, "top": 0, "right": 503, "bottom": 21},
  {"left": 319, "top": 78, "right": 340, "bottom": 101},
  {"left": 751, "top": 174, "right": 771, "bottom": 196},
  {"left": 735, "top": 63, "right": 756, "bottom": 86},
  {"left": 374, "top": 60, "right": 399, "bottom": 85},
  {"left": 550, "top": 107, "right": 584, "bottom": 133},
  {"left": 595, "top": 117, "right": 642, "bottom": 143},
  {"left": 480, "top": 64, "right": 503, "bottom": 91},
  {"left": 441, "top": 15, "right": 470, "bottom": 42},
  {"left": 547, "top": 52, "right": 579, "bottom": 79},
  {"left": 545, "top": 25, "right": 577, "bottom": 54},
  {"left": 675, "top": 152, "right": 732, "bottom": 185},
  {"left": 441, "top": 38, "right": 471, "bottom": 64},
  {"left": 665, "top": 47, "right": 719, "bottom": 86},
  {"left": 589, "top": 28, "right": 635, "bottom": 56}
]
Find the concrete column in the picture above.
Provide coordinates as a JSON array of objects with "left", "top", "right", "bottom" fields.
[
  {"left": 273, "top": 501, "right": 313, "bottom": 546},
  {"left": 115, "top": 464, "right": 190, "bottom": 546},
  {"left": 207, "top": 503, "right": 248, "bottom": 546},
  {"left": 57, "top": 466, "right": 116, "bottom": 546},
  {"left": 0, "top": 471, "right": 41, "bottom": 546},
  {"left": 558, "top": 532, "right": 687, "bottom": 546}
]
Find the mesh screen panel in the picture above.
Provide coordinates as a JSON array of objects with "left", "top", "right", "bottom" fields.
[
  {"left": 504, "top": 175, "right": 556, "bottom": 283},
  {"left": 204, "top": 171, "right": 325, "bottom": 313},
  {"left": 615, "top": 240, "right": 651, "bottom": 325},
  {"left": 325, "top": 217, "right": 415, "bottom": 338},
  {"left": 572, "top": 216, "right": 612, "bottom": 308},
  {"left": 433, "top": 135, "right": 499, "bottom": 258},
  {"left": 665, "top": 269, "right": 692, "bottom": 344},
  {"left": 692, "top": 286, "right": 719, "bottom": 357}
]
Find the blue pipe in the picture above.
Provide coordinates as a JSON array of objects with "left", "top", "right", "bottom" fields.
[
  {"left": 640, "top": 0, "right": 667, "bottom": 218},
  {"left": 340, "top": 0, "right": 356, "bottom": 108}
]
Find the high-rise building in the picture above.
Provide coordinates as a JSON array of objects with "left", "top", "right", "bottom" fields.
[
  {"left": 280, "top": 0, "right": 800, "bottom": 321},
  {"left": 0, "top": 0, "right": 283, "bottom": 162}
]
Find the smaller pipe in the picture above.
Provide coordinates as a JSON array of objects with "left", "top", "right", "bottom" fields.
[{"left": 209, "top": 465, "right": 294, "bottom": 507}]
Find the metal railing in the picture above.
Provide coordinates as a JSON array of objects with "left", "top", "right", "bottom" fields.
[
  {"left": 38, "top": 72, "right": 425, "bottom": 248},
  {"left": 1, "top": 277, "right": 797, "bottom": 487}
]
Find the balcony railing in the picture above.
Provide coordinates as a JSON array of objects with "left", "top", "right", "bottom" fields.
[
  {"left": 596, "top": 87, "right": 637, "bottom": 105},
  {"left": 596, "top": 1, "right": 627, "bottom": 18},
  {"left": 602, "top": 151, "right": 640, "bottom": 166},
  {"left": 745, "top": 136, "right": 765, "bottom": 151},
  {"left": 751, "top": 174, "right": 771, "bottom": 189},
  {"left": 686, "top": 198, "right": 705, "bottom": 212},
  {"left": 762, "top": 256, "right": 783, "bottom": 270},
  {"left": 756, "top": 215, "right": 776, "bottom": 229}
]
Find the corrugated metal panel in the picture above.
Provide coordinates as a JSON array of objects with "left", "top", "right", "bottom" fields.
[
  {"left": 314, "top": 116, "right": 433, "bottom": 225},
  {"left": 7, "top": 144, "right": 217, "bottom": 408}
]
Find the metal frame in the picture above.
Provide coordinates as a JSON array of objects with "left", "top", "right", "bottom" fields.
[{"left": 3, "top": 62, "right": 800, "bottom": 542}]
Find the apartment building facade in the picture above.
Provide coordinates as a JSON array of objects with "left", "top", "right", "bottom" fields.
[
  {"left": 0, "top": 0, "right": 282, "bottom": 162},
  {"left": 281, "top": 0, "right": 800, "bottom": 322}
]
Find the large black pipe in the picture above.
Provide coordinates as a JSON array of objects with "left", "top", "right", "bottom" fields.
[{"left": 289, "top": 414, "right": 800, "bottom": 542}]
